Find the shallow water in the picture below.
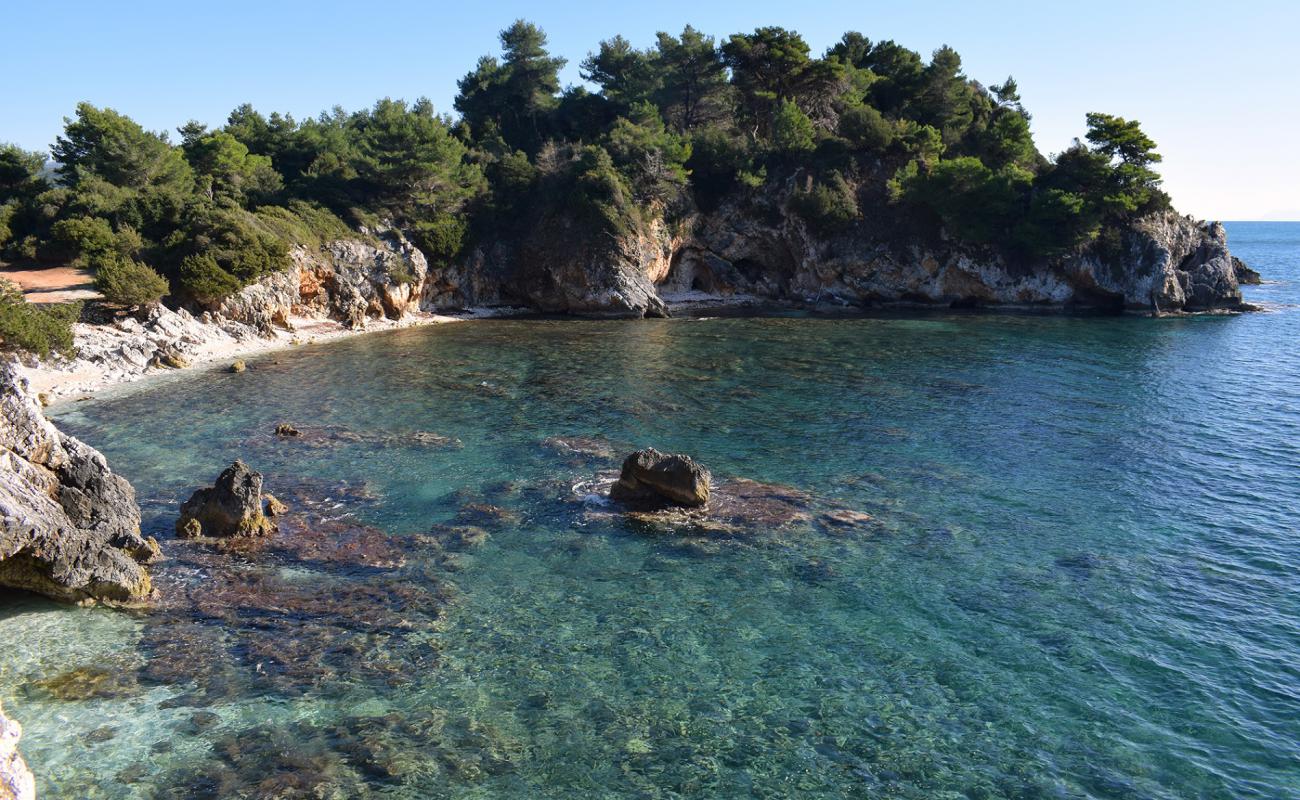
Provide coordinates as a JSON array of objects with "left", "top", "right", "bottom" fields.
[{"left": 4, "top": 222, "right": 1299, "bottom": 798}]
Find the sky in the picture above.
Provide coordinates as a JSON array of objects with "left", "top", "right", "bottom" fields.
[{"left": 2, "top": 0, "right": 1296, "bottom": 220}]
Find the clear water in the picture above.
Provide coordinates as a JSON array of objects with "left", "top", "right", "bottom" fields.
[{"left": 3, "top": 222, "right": 1298, "bottom": 798}]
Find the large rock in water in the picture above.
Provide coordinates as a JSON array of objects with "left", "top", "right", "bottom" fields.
[
  {"left": 0, "top": 361, "right": 157, "bottom": 605},
  {"left": 0, "top": 703, "right": 34, "bottom": 800},
  {"left": 610, "top": 448, "right": 711, "bottom": 507},
  {"left": 176, "top": 461, "right": 276, "bottom": 538}
]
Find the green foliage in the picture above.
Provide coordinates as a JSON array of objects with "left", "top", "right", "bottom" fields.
[
  {"left": 93, "top": 254, "right": 170, "bottom": 307},
  {"left": 251, "top": 200, "right": 355, "bottom": 248},
  {"left": 54, "top": 103, "right": 193, "bottom": 195},
  {"left": 771, "top": 100, "right": 816, "bottom": 155},
  {"left": 686, "top": 128, "right": 755, "bottom": 202},
  {"left": 177, "top": 253, "right": 242, "bottom": 305},
  {"left": 455, "top": 20, "right": 567, "bottom": 155},
  {"left": 581, "top": 36, "right": 660, "bottom": 110},
  {"left": 7, "top": 19, "right": 1180, "bottom": 305},
  {"left": 0, "top": 279, "right": 79, "bottom": 359},
  {"left": 791, "top": 172, "right": 859, "bottom": 232},
  {"left": 838, "top": 104, "right": 894, "bottom": 153},
  {"left": 349, "top": 98, "right": 484, "bottom": 219},
  {"left": 604, "top": 103, "right": 692, "bottom": 203},
  {"left": 722, "top": 27, "right": 842, "bottom": 135},
  {"left": 569, "top": 145, "right": 639, "bottom": 235},
  {"left": 166, "top": 206, "right": 289, "bottom": 303},
  {"left": 182, "top": 130, "right": 282, "bottom": 205},
  {"left": 0, "top": 144, "right": 48, "bottom": 204},
  {"left": 653, "top": 26, "right": 731, "bottom": 132},
  {"left": 50, "top": 216, "right": 117, "bottom": 263},
  {"left": 410, "top": 215, "right": 468, "bottom": 264}
]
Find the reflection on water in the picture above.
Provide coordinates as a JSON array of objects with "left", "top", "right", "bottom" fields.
[{"left": 1, "top": 222, "right": 1298, "bottom": 798}]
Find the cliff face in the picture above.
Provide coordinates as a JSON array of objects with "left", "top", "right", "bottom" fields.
[
  {"left": 221, "top": 232, "right": 430, "bottom": 331},
  {"left": 411, "top": 190, "right": 1245, "bottom": 318},
  {"left": 0, "top": 361, "right": 157, "bottom": 604},
  {"left": 432, "top": 214, "right": 678, "bottom": 318},
  {"left": 663, "top": 205, "right": 1243, "bottom": 313}
]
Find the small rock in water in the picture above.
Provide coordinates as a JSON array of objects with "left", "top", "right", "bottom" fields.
[
  {"left": 274, "top": 422, "right": 301, "bottom": 437},
  {"left": 175, "top": 461, "right": 277, "bottom": 538},
  {"left": 229, "top": 360, "right": 246, "bottom": 373},
  {"left": 263, "top": 493, "right": 288, "bottom": 518},
  {"left": 609, "top": 448, "right": 712, "bottom": 507},
  {"left": 84, "top": 726, "right": 116, "bottom": 744}
]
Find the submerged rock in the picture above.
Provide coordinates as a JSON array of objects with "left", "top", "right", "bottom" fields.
[
  {"left": 0, "top": 703, "right": 34, "bottom": 800},
  {"left": 610, "top": 448, "right": 712, "bottom": 508},
  {"left": 0, "top": 361, "right": 158, "bottom": 604},
  {"left": 176, "top": 461, "right": 276, "bottom": 538}
]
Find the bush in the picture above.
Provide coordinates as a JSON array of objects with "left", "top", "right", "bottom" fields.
[
  {"left": 178, "top": 253, "right": 242, "bottom": 305},
  {"left": 410, "top": 215, "right": 467, "bottom": 264},
  {"left": 51, "top": 215, "right": 117, "bottom": 263},
  {"left": 0, "top": 279, "right": 79, "bottom": 358},
  {"left": 839, "top": 105, "right": 895, "bottom": 153},
  {"left": 791, "top": 172, "right": 860, "bottom": 233},
  {"left": 771, "top": 99, "right": 816, "bottom": 155},
  {"left": 94, "top": 255, "right": 169, "bottom": 307}
]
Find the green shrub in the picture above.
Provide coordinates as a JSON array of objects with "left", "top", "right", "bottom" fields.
[
  {"left": 410, "top": 215, "right": 467, "bottom": 264},
  {"left": 839, "top": 105, "right": 895, "bottom": 153},
  {"left": 791, "top": 172, "right": 860, "bottom": 233},
  {"left": 178, "top": 253, "right": 241, "bottom": 305},
  {"left": 51, "top": 216, "right": 117, "bottom": 263},
  {"left": 0, "top": 279, "right": 79, "bottom": 358},
  {"left": 94, "top": 255, "right": 169, "bottom": 307},
  {"left": 771, "top": 99, "right": 816, "bottom": 155}
]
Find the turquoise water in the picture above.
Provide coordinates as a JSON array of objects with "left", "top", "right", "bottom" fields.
[{"left": 4, "top": 222, "right": 1299, "bottom": 798}]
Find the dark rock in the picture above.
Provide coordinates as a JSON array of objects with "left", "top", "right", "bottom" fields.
[
  {"left": 274, "top": 423, "right": 300, "bottom": 437},
  {"left": 176, "top": 461, "right": 276, "bottom": 539},
  {"left": 0, "top": 361, "right": 156, "bottom": 605},
  {"left": 610, "top": 448, "right": 711, "bottom": 507},
  {"left": 1232, "top": 255, "right": 1262, "bottom": 285}
]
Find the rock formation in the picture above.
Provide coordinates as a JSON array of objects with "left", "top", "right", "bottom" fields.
[
  {"left": 176, "top": 461, "right": 276, "bottom": 538},
  {"left": 610, "top": 448, "right": 712, "bottom": 507},
  {"left": 1233, "top": 256, "right": 1262, "bottom": 286},
  {"left": 0, "top": 704, "right": 34, "bottom": 800},
  {"left": 0, "top": 361, "right": 157, "bottom": 604}
]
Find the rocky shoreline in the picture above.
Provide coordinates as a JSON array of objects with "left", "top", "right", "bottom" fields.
[{"left": 17, "top": 209, "right": 1259, "bottom": 404}]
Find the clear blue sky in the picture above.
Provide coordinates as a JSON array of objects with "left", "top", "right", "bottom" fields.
[{"left": 3, "top": 0, "right": 1296, "bottom": 220}]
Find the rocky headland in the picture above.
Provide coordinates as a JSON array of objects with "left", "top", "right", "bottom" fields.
[{"left": 0, "top": 360, "right": 157, "bottom": 606}]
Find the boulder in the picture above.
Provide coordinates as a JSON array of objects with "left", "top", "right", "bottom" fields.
[
  {"left": 0, "top": 361, "right": 157, "bottom": 605},
  {"left": 176, "top": 461, "right": 276, "bottom": 538},
  {"left": 0, "top": 703, "right": 34, "bottom": 800},
  {"left": 610, "top": 448, "right": 711, "bottom": 507}
]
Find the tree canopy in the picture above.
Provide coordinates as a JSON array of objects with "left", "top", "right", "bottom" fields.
[{"left": 0, "top": 19, "right": 1174, "bottom": 313}]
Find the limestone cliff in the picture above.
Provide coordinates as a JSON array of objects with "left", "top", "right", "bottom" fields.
[
  {"left": 0, "top": 360, "right": 157, "bottom": 604},
  {"left": 664, "top": 204, "right": 1244, "bottom": 313},
  {"left": 417, "top": 188, "right": 1247, "bottom": 318}
]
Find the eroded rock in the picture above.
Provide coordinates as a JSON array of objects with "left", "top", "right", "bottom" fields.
[
  {"left": 176, "top": 461, "right": 276, "bottom": 538},
  {"left": 0, "top": 704, "right": 34, "bottom": 800},
  {"left": 610, "top": 448, "right": 711, "bottom": 508},
  {"left": 0, "top": 361, "right": 157, "bottom": 604}
]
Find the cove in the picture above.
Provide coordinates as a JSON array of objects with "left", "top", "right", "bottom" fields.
[{"left": 1, "top": 223, "right": 1297, "bottom": 799}]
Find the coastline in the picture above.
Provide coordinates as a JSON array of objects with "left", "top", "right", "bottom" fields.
[
  {"left": 19, "top": 308, "right": 503, "bottom": 404},
  {"left": 20, "top": 292, "right": 1259, "bottom": 406}
]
